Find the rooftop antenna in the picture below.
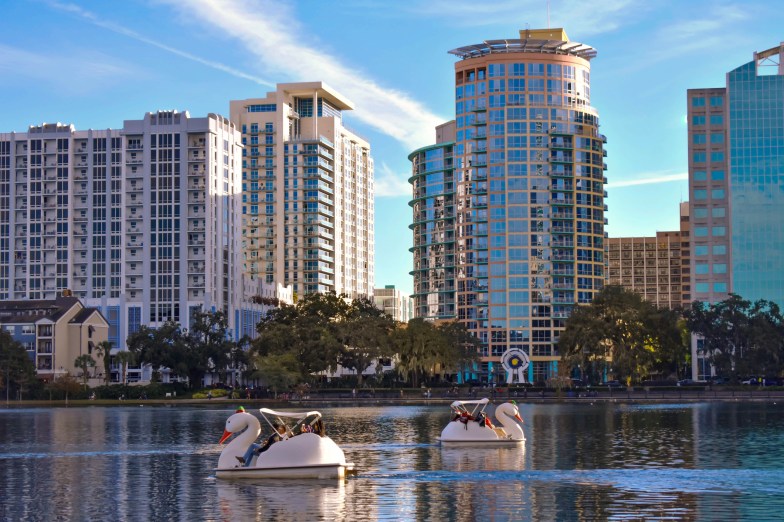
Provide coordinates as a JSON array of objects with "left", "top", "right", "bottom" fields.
[{"left": 547, "top": 0, "right": 551, "bottom": 28}]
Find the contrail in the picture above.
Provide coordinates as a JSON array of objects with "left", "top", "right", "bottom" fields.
[
  {"left": 44, "top": 1, "right": 275, "bottom": 87},
  {"left": 606, "top": 172, "right": 687, "bottom": 189}
]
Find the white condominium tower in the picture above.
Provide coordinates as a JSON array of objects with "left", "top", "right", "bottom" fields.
[
  {"left": 230, "top": 82, "right": 374, "bottom": 298},
  {"left": 0, "top": 111, "right": 242, "bottom": 350}
]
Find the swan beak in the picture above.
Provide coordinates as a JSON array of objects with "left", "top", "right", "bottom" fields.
[
  {"left": 219, "top": 429, "right": 233, "bottom": 444},
  {"left": 514, "top": 413, "right": 524, "bottom": 423}
]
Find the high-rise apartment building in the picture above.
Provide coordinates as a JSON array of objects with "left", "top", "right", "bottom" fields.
[
  {"left": 410, "top": 29, "right": 607, "bottom": 384},
  {"left": 688, "top": 43, "right": 784, "bottom": 378},
  {"left": 230, "top": 82, "right": 374, "bottom": 298},
  {"left": 606, "top": 204, "right": 691, "bottom": 310},
  {"left": 606, "top": 231, "right": 685, "bottom": 309},
  {"left": 0, "top": 111, "right": 243, "bottom": 356},
  {"left": 373, "top": 285, "right": 414, "bottom": 323}
]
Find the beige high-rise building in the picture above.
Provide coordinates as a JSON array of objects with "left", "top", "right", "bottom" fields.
[
  {"left": 606, "top": 203, "right": 691, "bottom": 310},
  {"left": 606, "top": 231, "right": 686, "bottom": 310},
  {"left": 230, "top": 82, "right": 374, "bottom": 298}
]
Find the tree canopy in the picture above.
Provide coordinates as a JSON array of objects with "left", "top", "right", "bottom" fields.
[
  {"left": 558, "top": 285, "right": 687, "bottom": 384},
  {"left": 686, "top": 294, "right": 784, "bottom": 381},
  {"left": 0, "top": 329, "right": 36, "bottom": 400}
]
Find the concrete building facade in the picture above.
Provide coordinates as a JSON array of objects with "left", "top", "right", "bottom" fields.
[
  {"left": 410, "top": 29, "right": 607, "bottom": 384},
  {"left": 373, "top": 285, "right": 414, "bottom": 323},
  {"left": 0, "top": 111, "right": 243, "bottom": 360},
  {"left": 230, "top": 82, "right": 374, "bottom": 298},
  {"left": 606, "top": 231, "right": 686, "bottom": 310},
  {"left": 687, "top": 43, "right": 784, "bottom": 379},
  {"left": 0, "top": 296, "right": 109, "bottom": 382}
]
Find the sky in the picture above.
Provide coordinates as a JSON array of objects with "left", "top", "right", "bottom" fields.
[{"left": 2, "top": 0, "right": 784, "bottom": 295}]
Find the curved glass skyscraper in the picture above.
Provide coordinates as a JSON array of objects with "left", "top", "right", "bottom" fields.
[{"left": 410, "top": 29, "right": 607, "bottom": 384}]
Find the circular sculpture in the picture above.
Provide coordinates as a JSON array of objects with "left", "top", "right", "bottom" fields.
[{"left": 501, "top": 348, "right": 530, "bottom": 384}]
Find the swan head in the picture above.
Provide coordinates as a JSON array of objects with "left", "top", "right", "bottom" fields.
[
  {"left": 219, "top": 407, "right": 254, "bottom": 444},
  {"left": 496, "top": 401, "right": 524, "bottom": 423}
]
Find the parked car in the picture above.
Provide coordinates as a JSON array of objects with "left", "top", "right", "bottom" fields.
[
  {"left": 763, "top": 377, "right": 782, "bottom": 387},
  {"left": 677, "top": 379, "right": 707, "bottom": 386},
  {"left": 601, "top": 380, "right": 624, "bottom": 388},
  {"left": 741, "top": 377, "right": 760, "bottom": 385},
  {"left": 708, "top": 376, "right": 728, "bottom": 385}
]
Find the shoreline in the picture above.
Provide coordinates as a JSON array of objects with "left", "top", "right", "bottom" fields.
[{"left": 4, "top": 388, "right": 784, "bottom": 407}]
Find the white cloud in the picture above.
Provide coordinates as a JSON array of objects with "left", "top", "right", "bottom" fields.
[
  {"left": 375, "top": 163, "right": 412, "bottom": 198},
  {"left": 45, "top": 1, "right": 274, "bottom": 87},
  {"left": 606, "top": 171, "right": 687, "bottom": 189},
  {"left": 647, "top": 5, "right": 751, "bottom": 62},
  {"left": 156, "top": 0, "right": 446, "bottom": 151},
  {"left": 0, "top": 44, "right": 134, "bottom": 94}
]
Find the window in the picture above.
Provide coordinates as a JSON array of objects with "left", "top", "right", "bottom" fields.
[
  {"left": 694, "top": 245, "right": 708, "bottom": 256},
  {"left": 712, "top": 245, "right": 726, "bottom": 255},
  {"left": 693, "top": 170, "right": 707, "bottom": 181},
  {"left": 692, "top": 115, "right": 706, "bottom": 125},
  {"left": 696, "top": 282, "right": 709, "bottom": 293},
  {"left": 693, "top": 152, "right": 706, "bottom": 162},
  {"left": 692, "top": 97, "right": 706, "bottom": 107},
  {"left": 712, "top": 207, "right": 726, "bottom": 218},
  {"left": 710, "top": 133, "right": 724, "bottom": 144},
  {"left": 713, "top": 263, "right": 727, "bottom": 274},
  {"left": 711, "top": 152, "right": 724, "bottom": 162},
  {"left": 694, "top": 227, "right": 708, "bottom": 237},
  {"left": 712, "top": 226, "right": 726, "bottom": 236},
  {"left": 711, "top": 189, "right": 725, "bottom": 199},
  {"left": 713, "top": 282, "right": 727, "bottom": 292},
  {"left": 694, "top": 208, "right": 708, "bottom": 218},
  {"left": 693, "top": 134, "right": 706, "bottom": 144},
  {"left": 694, "top": 189, "right": 707, "bottom": 200},
  {"left": 695, "top": 263, "right": 709, "bottom": 275},
  {"left": 710, "top": 115, "right": 723, "bottom": 125},
  {"left": 711, "top": 170, "right": 725, "bottom": 180},
  {"left": 247, "top": 104, "right": 276, "bottom": 112},
  {"left": 710, "top": 96, "right": 723, "bottom": 106}
]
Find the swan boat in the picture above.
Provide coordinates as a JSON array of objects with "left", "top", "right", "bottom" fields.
[
  {"left": 438, "top": 398, "right": 526, "bottom": 447},
  {"left": 215, "top": 407, "right": 354, "bottom": 479}
]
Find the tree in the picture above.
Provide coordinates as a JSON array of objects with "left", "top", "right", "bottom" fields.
[
  {"left": 686, "top": 295, "right": 784, "bottom": 380},
  {"left": 126, "top": 322, "right": 184, "bottom": 381},
  {"left": 253, "top": 292, "right": 349, "bottom": 378},
  {"left": 338, "top": 296, "right": 396, "bottom": 385},
  {"left": 115, "top": 351, "right": 135, "bottom": 385},
  {"left": 0, "top": 329, "right": 36, "bottom": 402},
  {"left": 48, "top": 373, "right": 82, "bottom": 401},
  {"left": 93, "top": 340, "right": 114, "bottom": 385},
  {"left": 251, "top": 353, "right": 301, "bottom": 398},
  {"left": 74, "top": 354, "right": 96, "bottom": 386},
  {"left": 391, "top": 320, "right": 480, "bottom": 386},
  {"left": 558, "top": 285, "right": 685, "bottom": 385},
  {"left": 182, "top": 310, "right": 236, "bottom": 388}
]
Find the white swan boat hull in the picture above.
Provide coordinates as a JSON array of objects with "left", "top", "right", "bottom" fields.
[
  {"left": 215, "top": 462, "right": 354, "bottom": 479},
  {"left": 217, "top": 410, "right": 352, "bottom": 480},
  {"left": 438, "top": 399, "right": 526, "bottom": 447}
]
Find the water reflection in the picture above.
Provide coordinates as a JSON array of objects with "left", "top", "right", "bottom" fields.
[
  {"left": 439, "top": 446, "right": 526, "bottom": 472},
  {"left": 214, "top": 478, "right": 349, "bottom": 521},
  {"left": 2, "top": 403, "right": 784, "bottom": 520}
]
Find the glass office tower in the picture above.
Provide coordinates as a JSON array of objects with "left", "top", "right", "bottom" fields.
[
  {"left": 410, "top": 29, "right": 607, "bottom": 384},
  {"left": 688, "top": 44, "right": 784, "bottom": 379}
]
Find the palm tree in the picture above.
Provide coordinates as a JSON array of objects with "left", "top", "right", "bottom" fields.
[
  {"left": 115, "top": 351, "right": 135, "bottom": 386},
  {"left": 74, "top": 354, "right": 96, "bottom": 386},
  {"left": 93, "top": 340, "right": 114, "bottom": 385}
]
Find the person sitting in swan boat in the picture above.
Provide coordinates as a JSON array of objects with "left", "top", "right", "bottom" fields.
[{"left": 236, "top": 419, "right": 287, "bottom": 466}]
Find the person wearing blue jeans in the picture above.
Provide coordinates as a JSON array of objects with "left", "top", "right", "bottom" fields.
[{"left": 236, "top": 423, "right": 286, "bottom": 466}]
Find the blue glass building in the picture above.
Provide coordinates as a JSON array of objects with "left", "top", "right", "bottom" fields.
[{"left": 688, "top": 44, "right": 784, "bottom": 378}]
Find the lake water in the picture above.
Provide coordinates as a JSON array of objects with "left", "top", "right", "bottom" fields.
[{"left": 1, "top": 401, "right": 784, "bottom": 521}]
